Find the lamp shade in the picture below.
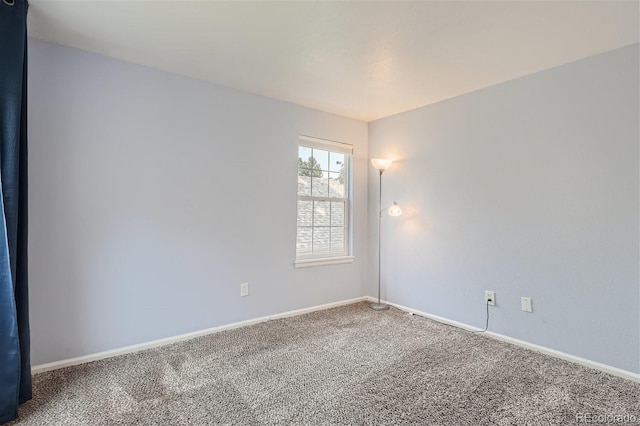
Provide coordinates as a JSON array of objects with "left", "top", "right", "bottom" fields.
[
  {"left": 388, "top": 202, "right": 402, "bottom": 217},
  {"left": 371, "top": 158, "right": 392, "bottom": 171}
]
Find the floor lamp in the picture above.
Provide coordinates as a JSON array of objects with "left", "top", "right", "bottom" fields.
[{"left": 371, "top": 159, "right": 402, "bottom": 311}]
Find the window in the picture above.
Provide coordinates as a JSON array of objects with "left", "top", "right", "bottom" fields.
[{"left": 295, "top": 136, "right": 353, "bottom": 267}]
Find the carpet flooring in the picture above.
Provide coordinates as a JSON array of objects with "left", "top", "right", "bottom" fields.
[{"left": 9, "top": 302, "right": 640, "bottom": 425}]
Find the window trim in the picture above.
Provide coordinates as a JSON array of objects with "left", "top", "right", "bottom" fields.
[
  {"left": 299, "top": 135, "right": 353, "bottom": 154},
  {"left": 294, "top": 256, "right": 355, "bottom": 269},
  {"left": 295, "top": 136, "right": 353, "bottom": 264}
]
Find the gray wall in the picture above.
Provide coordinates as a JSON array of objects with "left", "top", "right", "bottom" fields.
[
  {"left": 28, "top": 37, "right": 639, "bottom": 374},
  {"left": 28, "top": 39, "right": 368, "bottom": 365},
  {"left": 368, "top": 44, "right": 639, "bottom": 373}
]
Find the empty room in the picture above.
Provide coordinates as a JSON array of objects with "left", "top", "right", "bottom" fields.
[{"left": 1, "top": 1, "right": 639, "bottom": 424}]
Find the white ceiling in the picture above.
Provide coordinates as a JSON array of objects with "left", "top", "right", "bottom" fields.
[{"left": 27, "top": 1, "right": 639, "bottom": 122}]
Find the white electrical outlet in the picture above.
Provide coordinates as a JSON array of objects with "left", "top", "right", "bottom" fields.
[
  {"left": 240, "top": 282, "right": 249, "bottom": 297},
  {"left": 521, "top": 297, "right": 532, "bottom": 313},
  {"left": 485, "top": 290, "right": 495, "bottom": 306}
]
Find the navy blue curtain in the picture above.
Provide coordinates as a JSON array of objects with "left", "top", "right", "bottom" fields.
[{"left": 0, "top": 0, "right": 31, "bottom": 424}]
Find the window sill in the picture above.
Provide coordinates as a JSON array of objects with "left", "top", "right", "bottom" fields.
[{"left": 294, "top": 256, "right": 355, "bottom": 268}]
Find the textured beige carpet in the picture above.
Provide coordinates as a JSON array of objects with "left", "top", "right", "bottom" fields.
[{"left": 8, "top": 302, "right": 640, "bottom": 425}]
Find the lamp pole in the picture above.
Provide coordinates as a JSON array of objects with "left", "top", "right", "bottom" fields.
[{"left": 371, "top": 168, "right": 390, "bottom": 310}]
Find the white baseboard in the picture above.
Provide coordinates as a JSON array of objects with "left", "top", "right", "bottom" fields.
[
  {"left": 32, "top": 296, "right": 368, "bottom": 374},
  {"left": 366, "top": 296, "right": 640, "bottom": 383},
  {"left": 32, "top": 295, "right": 640, "bottom": 383}
]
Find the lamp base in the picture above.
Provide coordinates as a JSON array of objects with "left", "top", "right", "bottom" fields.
[{"left": 370, "top": 303, "right": 390, "bottom": 311}]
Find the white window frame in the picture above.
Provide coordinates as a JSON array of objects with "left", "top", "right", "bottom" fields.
[{"left": 295, "top": 135, "right": 354, "bottom": 268}]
